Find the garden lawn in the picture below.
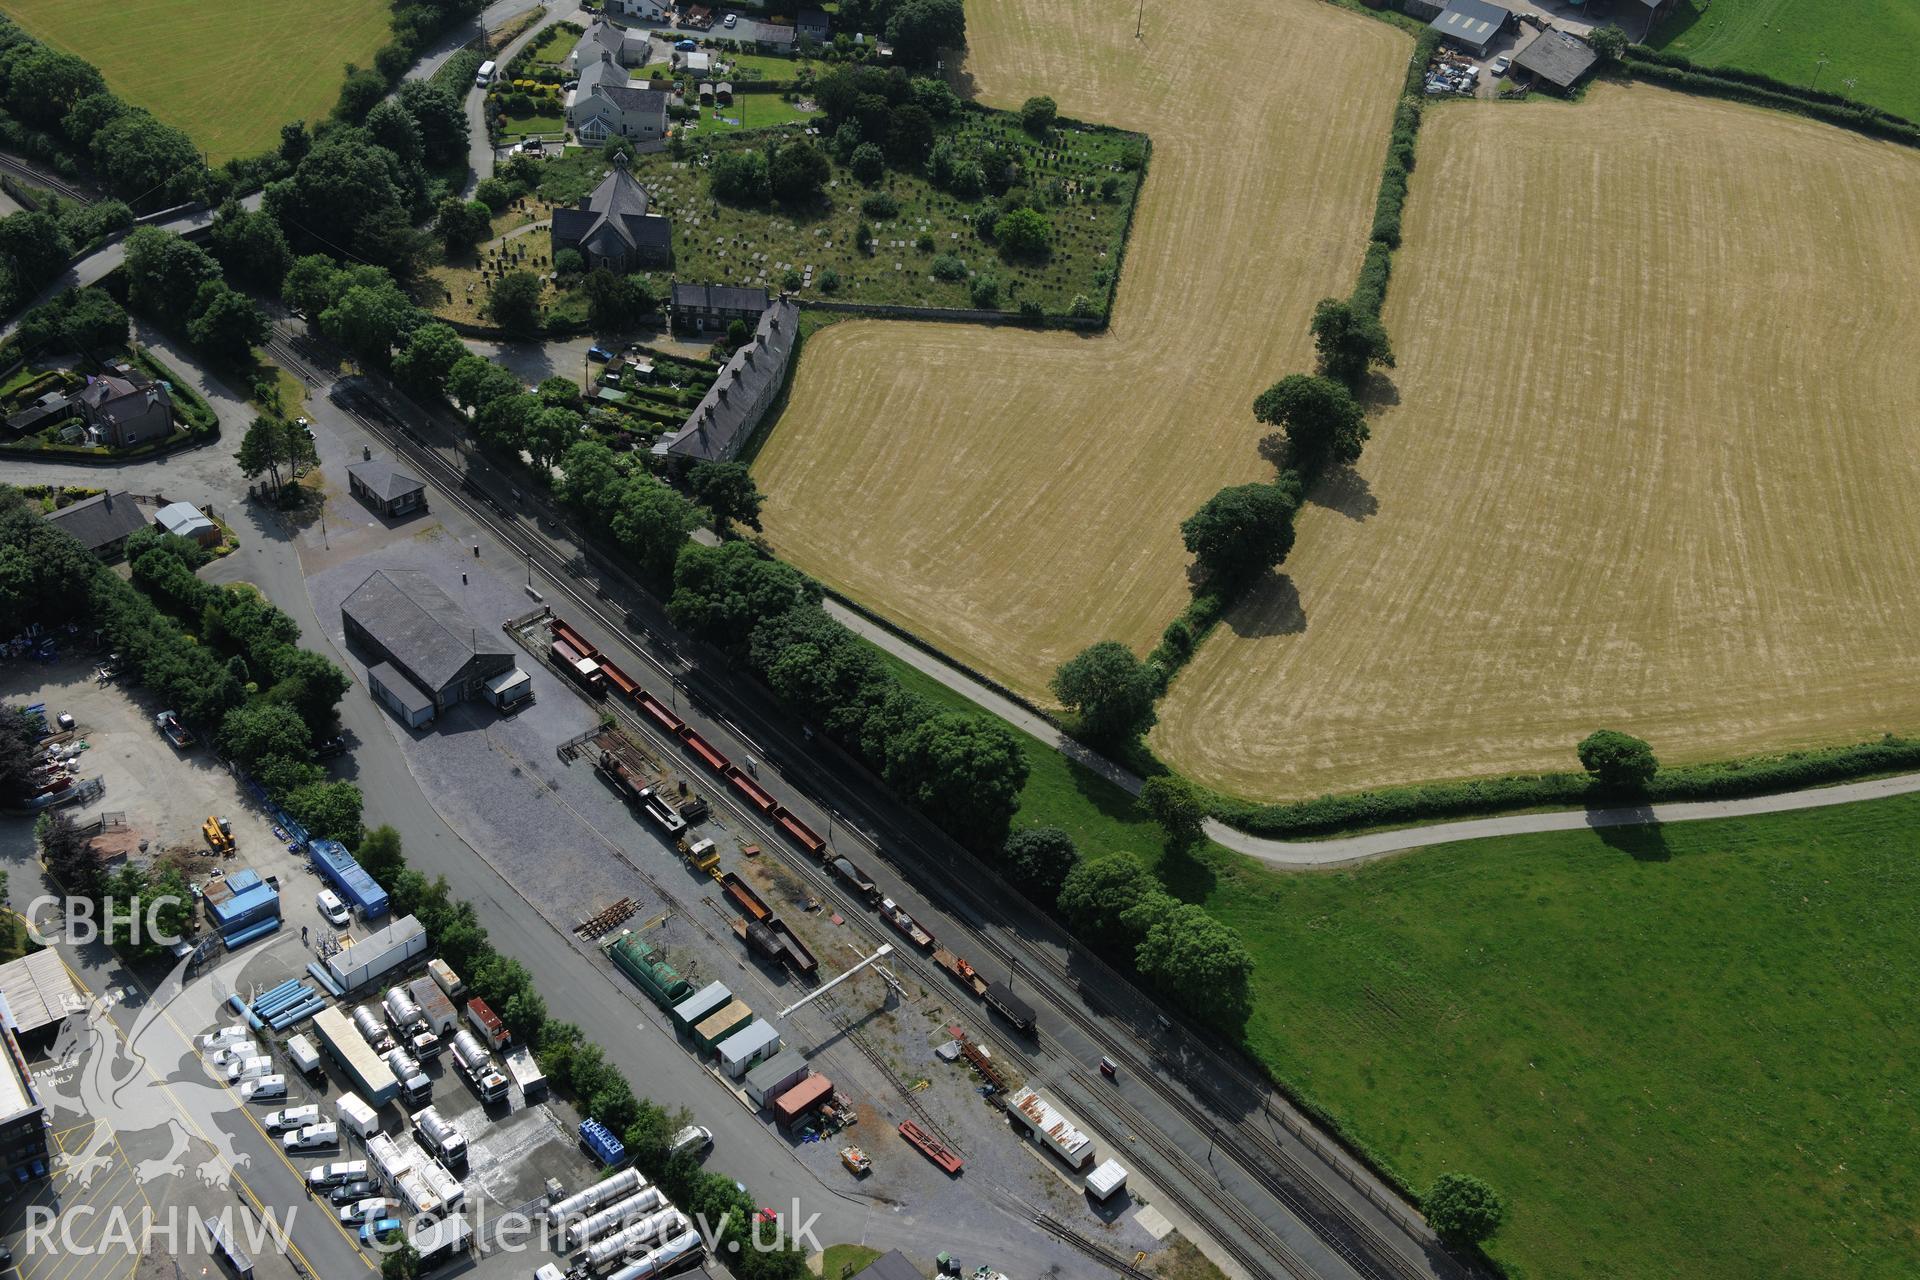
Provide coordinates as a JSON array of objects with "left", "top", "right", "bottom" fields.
[
  {"left": 1650, "top": 0, "right": 1920, "bottom": 123},
  {"left": 497, "top": 107, "right": 567, "bottom": 141},
  {"left": 1, "top": 0, "right": 392, "bottom": 162},
  {"left": 678, "top": 94, "right": 822, "bottom": 136},
  {"left": 722, "top": 51, "right": 823, "bottom": 81},
  {"left": 876, "top": 641, "right": 1920, "bottom": 1278},
  {"left": 523, "top": 24, "right": 576, "bottom": 67}
]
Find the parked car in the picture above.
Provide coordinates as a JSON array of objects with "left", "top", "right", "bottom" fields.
[
  {"left": 238, "top": 1075, "right": 287, "bottom": 1102},
  {"left": 359, "top": 1218, "right": 403, "bottom": 1246},
  {"left": 263, "top": 1105, "right": 321, "bottom": 1133},
  {"left": 1490, "top": 54, "right": 1512, "bottom": 76},
  {"left": 587, "top": 346, "right": 615, "bottom": 363},
  {"left": 315, "top": 736, "right": 347, "bottom": 759},
  {"left": 675, "top": 38, "right": 697, "bottom": 50},
  {"left": 282, "top": 1122, "right": 339, "bottom": 1152},
  {"left": 338, "top": 1197, "right": 395, "bottom": 1224},
  {"left": 308, "top": 1161, "right": 368, "bottom": 1190},
  {"left": 316, "top": 889, "right": 350, "bottom": 927},
  {"left": 669, "top": 1125, "right": 712, "bottom": 1157},
  {"left": 327, "top": 1180, "right": 377, "bottom": 1206},
  {"left": 723, "top": 12, "right": 737, "bottom": 25}
]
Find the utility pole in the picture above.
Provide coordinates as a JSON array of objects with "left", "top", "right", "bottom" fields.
[
  {"left": 1135, "top": 0, "right": 1143, "bottom": 39},
  {"left": 1810, "top": 52, "right": 1830, "bottom": 90}
]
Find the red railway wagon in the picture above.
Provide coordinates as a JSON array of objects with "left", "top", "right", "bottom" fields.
[
  {"left": 721, "top": 872, "right": 772, "bottom": 924},
  {"left": 598, "top": 659, "right": 641, "bottom": 700},
  {"left": 773, "top": 808, "right": 826, "bottom": 857},
  {"left": 549, "top": 617, "right": 597, "bottom": 658},
  {"left": 898, "top": 1121, "right": 963, "bottom": 1175},
  {"left": 678, "top": 728, "right": 730, "bottom": 773},
  {"left": 726, "top": 766, "right": 778, "bottom": 815},
  {"left": 636, "top": 692, "right": 686, "bottom": 735}
]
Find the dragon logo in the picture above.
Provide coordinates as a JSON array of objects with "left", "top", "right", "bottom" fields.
[{"left": 37, "top": 934, "right": 301, "bottom": 1194}]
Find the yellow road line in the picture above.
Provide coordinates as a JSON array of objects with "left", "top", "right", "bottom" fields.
[{"left": 50, "top": 954, "right": 368, "bottom": 1276}]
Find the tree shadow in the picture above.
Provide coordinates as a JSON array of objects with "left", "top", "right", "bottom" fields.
[
  {"left": 1156, "top": 840, "right": 1217, "bottom": 904},
  {"left": 1255, "top": 430, "right": 1293, "bottom": 471},
  {"left": 1360, "top": 369, "right": 1400, "bottom": 410},
  {"left": 1585, "top": 804, "right": 1671, "bottom": 861},
  {"left": 1307, "top": 465, "right": 1377, "bottom": 522},
  {"left": 1221, "top": 574, "right": 1305, "bottom": 640}
]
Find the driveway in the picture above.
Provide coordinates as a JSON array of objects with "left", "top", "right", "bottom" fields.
[{"left": 464, "top": 5, "right": 590, "bottom": 197}]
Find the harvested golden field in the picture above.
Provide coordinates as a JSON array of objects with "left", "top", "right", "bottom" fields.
[
  {"left": 752, "top": 0, "right": 1408, "bottom": 695},
  {"left": 1155, "top": 85, "right": 1920, "bottom": 800}
]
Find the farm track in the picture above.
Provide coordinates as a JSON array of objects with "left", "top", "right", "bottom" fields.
[{"left": 264, "top": 325, "right": 1450, "bottom": 1280}]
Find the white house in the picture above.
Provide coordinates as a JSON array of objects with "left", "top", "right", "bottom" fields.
[
  {"left": 608, "top": 0, "right": 668, "bottom": 22},
  {"left": 567, "top": 46, "right": 671, "bottom": 147}
]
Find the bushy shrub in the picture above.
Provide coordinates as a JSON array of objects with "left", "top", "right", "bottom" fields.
[
  {"left": 860, "top": 190, "right": 899, "bottom": 219},
  {"left": 930, "top": 253, "right": 967, "bottom": 281}
]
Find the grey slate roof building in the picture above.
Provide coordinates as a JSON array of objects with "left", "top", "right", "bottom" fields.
[
  {"left": 347, "top": 458, "right": 429, "bottom": 518},
  {"left": 568, "top": 41, "right": 671, "bottom": 148},
  {"left": 41, "top": 489, "right": 149, "bottom": 557},
  {"left": 656, "top": 297, "right": 799, "bottom": 462},
  {"left": 341, "top": 569, "right": 514, "bottom": 722},
  {"left": 670, "top": 282, "right": 771, "bottom": 332},
  {"left": 1514, "top": 29, "right": 1599, "bottom": 90},
  {"left": 551, "top": 154, "right": 673, "bottom": 271},
  {"left": 76, "top": 371, "right": 172, "bottom": 448},
  {"left": 849, "top": 1252, "right": 923, "bottom": 1280},
  {"left": 797, "top": 8, "right": 831, "bottom": 41},
  {"left": 1430, "top": 0, "right": 1511, "bottom": 54}
]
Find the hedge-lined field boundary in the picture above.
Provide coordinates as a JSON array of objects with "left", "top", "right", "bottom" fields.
[{"left": 1621, "top": 45, "right": 1920, "bottom": 147}]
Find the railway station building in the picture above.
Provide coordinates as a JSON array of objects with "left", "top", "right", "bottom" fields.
[{"left": 342, "top": 568, "right": 516, "bottom": 726}]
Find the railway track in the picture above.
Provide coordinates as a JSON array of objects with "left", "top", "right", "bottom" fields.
[
  {"left": 267, "top": 325, "right": 1439, "bottom": 1280},
  {"left": 0, "top": 152, "right": 92, "bottom": 205}
]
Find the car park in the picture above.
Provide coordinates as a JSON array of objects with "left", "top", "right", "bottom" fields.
[
  {"left": 317, "top": 889, "right": 351, "bottom": 927},
  {"left": 238, "top": 1075, "right": 287, "bottom": 1102},
  {"left": 282, "top": 1122, "right": 339, "bottom": 1152},
  {"left": 308, "top": 1160, "right": 368, "bottom": 1190},
  {"left": 263, "top": 1105, "right": 321, "bottom": 1133},
  {"left": 338, "top": 1196, "right": 396, "bottom": 1224}
]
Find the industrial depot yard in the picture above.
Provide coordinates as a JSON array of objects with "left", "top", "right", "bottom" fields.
[
  {"left": 1153, "top": 84, "right": 1920, "bottom": 799},
  {"left": 299, "top": 536, "right": 1177, "bottom": 1275}
]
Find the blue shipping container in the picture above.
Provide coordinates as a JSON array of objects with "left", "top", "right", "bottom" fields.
[
  {"left": 309, "top": 839, "right": 390, "bottom": 919},
  {"left": 579, "top": 1119, "right": 626, "bottom": 1167}
]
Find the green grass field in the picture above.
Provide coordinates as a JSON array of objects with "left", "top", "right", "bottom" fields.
[
  {"left": 2, "top": 0, "right": 392, "bottom": 162},
  {"left": 678, "top": 94, "right": 822, "bottom": 137},
  {"left": 1651, "top": 0, "right": 1920, "bottom": 122},
  {"left": 875, "top": 644, "right": 1920, "bottom": 1277}
]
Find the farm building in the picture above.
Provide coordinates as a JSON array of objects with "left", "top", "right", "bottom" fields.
[
  {"left": 347, "top": 458, "right": 428, "bottom": 518},
  {"left": 551, "top": 154, "right": 672, "bottom": 271},
  {"left": 1430, "top": 0, "right": 1511, "bottom": 55},
  {"left": 1513, "top": 29, "right": 1599, "bottom": 91},
  {"left": 41, "top": 490, "right": 148, "bottom": 558},
  {"left": 656, "top": 297, "right": 799, "bottom": 462},
  {"left": 342, "top": 568, "right": 514, "bottom": 724},
  {"left": 1617, "top": 0, "right": 1679, "bottom": 37},
  {"left": 153, "top": 501, "right": 218, "bottom": 546}
]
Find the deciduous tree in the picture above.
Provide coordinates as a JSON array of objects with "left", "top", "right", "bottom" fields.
[
  {"left": 1252, "top": 373, "right": 1369, "bottom": 470},
  {"left": 1577, "top": 729, "right": 1659, "bottom": 792},
  {"left": 1309, "top": 296, "right": 1393, "bottom": 390},
  {"left": 1139, "top": 775, "right": 1207, "bottom": 854},
  {"left": 1134, "top": 901, "right": 1252, "bottom": 1029},
  {"left": 1424, "top": 1174, "right": 1506, "bottom": 1245},
  {"left": 1051, "top": 641, "right": 1158, "bottom": 744},
  {"left": 1179, "top": 477, "right": 1302, "bottom": 589},
  {"left": 1001, "top": 827, "right": 1080, "bottom": 903},
  {"left": 686, "top": 460, "right": 765, "bottom": 532},
  {"left": 486, "top": 270, "right": 543, "bottom": 336}
]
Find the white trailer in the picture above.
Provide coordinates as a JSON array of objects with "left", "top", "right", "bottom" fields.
[{"left": 327, "top": 915, "right": 427, "bottom": 991}]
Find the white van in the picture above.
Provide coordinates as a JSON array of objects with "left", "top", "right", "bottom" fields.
[
  {"left": 227, "top": 1055, "right": 274, "bottom": 1082},
  {"left": 207, "top": 1040, "right": 260, "bottom": 1068},
  {"left": 239, "top": 1075, "right": 287, "bottom": 1102},
  {"left": 475, "top": 60, "right": 496, "bottom": 87},
  {"left": 263, "top": 1105, "right": 321, "bottom": 1133},
  {"left": 199, "top": 1025, "right": 252, "bottom": 1052},
  {"left": 307, "top": 1160, "right": 368, "bottom": 1189},
  {"left": 282, "top": 1122, "right": 339, "bottom": 1153},
  {"left": 316, "top": 889, "right": 350, "bottom": 927},
  {"left": 669, "top": 1124, "right": 713, "bottom": 1158}
]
